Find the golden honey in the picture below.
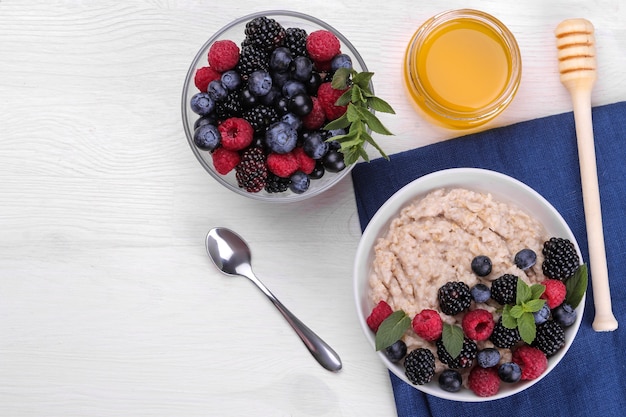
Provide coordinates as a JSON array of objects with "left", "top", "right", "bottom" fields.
[{"left": 404, "top": 10, "right": 521, "bottom": 129}]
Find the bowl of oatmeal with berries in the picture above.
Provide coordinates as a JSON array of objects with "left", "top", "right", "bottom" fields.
[
  {"left": 182, "top": 10, "right": 391, "bottom": 201},
  {"left": 353, "top": 168, "right": 586, "bottom": 401}
]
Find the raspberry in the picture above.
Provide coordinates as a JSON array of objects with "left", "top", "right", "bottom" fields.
[
  {"left": 267, "top": 152, "right": 299, "bottom": 178},
  {"left": 194, "top": 66, "right": 221, "bottom": 92},
  {"left": 366, "top": 300, "right": 393, "bottom": 333},
  {"left": 306, "top": 30, "right": 341, "bottom": 62},
  {"left": 211, "top": 147, "right": 240, "bottom": 175},
  {"left": 301, "top": 96, "right": 326, "bottom": 130},
  {"left": 293, "top": 147, "right": 315, "bottom": 174},
  {"left": 317, "top": 82, "right": 348, "bottom": 120},
  {"left": 411, "top": 309, "right": 443, "bottom": 342},
  {"left": 218, "top": 117, "right": 254, "bottom": 151},
  {"left": 468, "top": 366, "right": 500, "bottom": 397},
  {"left": 208, "top": 40, "right": 240, "bottom": 72},
  {"left": 462, "top": 309, "right": 495, "bottom": 341},
  {"left": 404, "top": 348, "right": 436, "bottom": 385},
  {"left": 540, "top": 279, "right": 567, "bottom": 308},
  {"left": 512, "top": 345, "right": 548, "bottom": 380}
]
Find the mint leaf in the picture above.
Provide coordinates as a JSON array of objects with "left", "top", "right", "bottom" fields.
[
  {"left": 367, "top": 96, "right": 396, "bottom": 114},
  {"left": 565, "top": 264, "right": 588, "bottom": 308},
  {"left": 530, "top": 284, "right": 546, "bottom": 300},
  {"left": 501, "top": 305, "right": 517, "bottom": 329},
  {"left": 524, "top": 299, "right": 546, "bottom": 313},
  {"left": 518, "top": 312, "right": 537, "bottom": 344},
  {"left": 352, "top": 71, "right": 374, "bottom": 90},
  {"left": 331, "top": 67, "right": 351, "bottom": 89},
  {"left": 375, "top": 310, "right": 411, "bottom": 351},
  {"left": 510, "top": 305, "right": 524, "bottom": 319},
  {"left": 355, "top": 106, "right": 393, "bottom": 135},
  {"left": 516, "top": 279, "right": 532, "bottom": 304},
  {"left": 324, "top": 114, "right": 350, "bottom": 130},
  {"left": 442, "top": 323, "right": 464, "bottom": 359}
]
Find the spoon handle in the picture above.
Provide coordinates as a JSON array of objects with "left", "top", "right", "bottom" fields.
[{"left": 243, "top": 267, "right": 342, "bottom": 372}]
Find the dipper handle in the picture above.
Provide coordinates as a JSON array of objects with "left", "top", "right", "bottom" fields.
[{"left": 555, "top": 19, "right": 618, "bottom": 331}]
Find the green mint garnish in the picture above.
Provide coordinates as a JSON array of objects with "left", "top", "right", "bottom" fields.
[
  {"left": 324, "top": 67, "right": 395, "bottom": 165},
  {"left": 501, "top": 279, "right": 546, "bottom": 344},
  {"left": 565, "top": 264, "right": 588, "bottom": 308},
  {"left": 442, "top": 323, "right": 464, "bottom": 359},
  {"left": 375, "top": 310, "right": 411, "bottom": 351}
]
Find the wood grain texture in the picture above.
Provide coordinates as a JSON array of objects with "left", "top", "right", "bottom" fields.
[{"left": 1, "top": 0, "right": 625, "bottom": 416}]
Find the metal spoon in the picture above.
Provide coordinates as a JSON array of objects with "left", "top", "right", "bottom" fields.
[{"left": 205, "top": 227, "right": 342, "bottom": 372}]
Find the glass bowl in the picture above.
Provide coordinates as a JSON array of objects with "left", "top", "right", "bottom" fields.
[
  {"left": 353, "top": 168, "right": 584, "bottom": 401},
  {"left": 181, "top": 10, "right": 369, "bottom": 202}
]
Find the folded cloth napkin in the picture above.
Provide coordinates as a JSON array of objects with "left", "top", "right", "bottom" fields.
[{"left": 351, "top": 101, "right": 626, "bottom": 417}]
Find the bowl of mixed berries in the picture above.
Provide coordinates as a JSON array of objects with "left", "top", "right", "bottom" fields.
[{"left": 182, "top": 10, "right": 393, "bottom": 201}]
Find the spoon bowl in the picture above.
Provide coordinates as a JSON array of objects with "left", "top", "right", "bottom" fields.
[{"left": 206, "top": 227, "right": 342, "bottom": 372}]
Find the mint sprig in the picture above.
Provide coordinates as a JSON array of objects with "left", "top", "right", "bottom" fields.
[
  {"left": 501, "top": 279, "right": 546, "bottom": 344},
  {"left": 324, "top": 67, "right": 395, "bottom": 165},
  {"left": 441, "top": 323, "right": 464, "bottom": 359},
  {"left": 565, "top": 264, "right": 588, "bottom": 308},
  {"left": 375, "top": 310, "right": 410, "bottom": 351}
]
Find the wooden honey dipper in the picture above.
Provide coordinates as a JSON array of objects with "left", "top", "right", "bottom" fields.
[{"left": 555, "top": 18, "right": 618, "bottom": 331}]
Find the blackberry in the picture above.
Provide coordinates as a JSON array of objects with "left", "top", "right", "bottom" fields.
[
  {"left": 244, "top": 16, "right": 286, "bottom": 52},
  {"left": 404, "top": 348, "right": 435, "bottom": 385},
  {"left": 489, "top": 317, "right": 521, "bottom": 348},
  {"left": 243, "top": 105, "right": 279, "bottom": 134},
  {"left": 215, "top": 90, "right": 243, "bottom": 121},
  {"left": 532, "top": 320, "right": 565, "bottom": 357},
  {"left": 436, "top": 337, "right": 477, "bottom": 369},
  {"left": 264, "top": 172, "right": 290, "bottom": 193},
  {"left": 285, "top": 27, "right": 308, "bottom": 57},
  {"left": 437, "top": 281, "right": 471, "bottom": 316},
  {"left": 236, "top": 45, "right": 269, "bottom": 79},
  {"left": 235, "top": 147, "right": 267, "bottom": 193},
  {"left": 542, "top": 237, "right": 580, "bottom": 281},
  {"left": 491, "top": 274, "right": 518, "bottom": 305}
]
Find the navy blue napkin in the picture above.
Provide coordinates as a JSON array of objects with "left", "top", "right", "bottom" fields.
[{"left": 352, "top": 102, "right": 626, "bottom": 417}]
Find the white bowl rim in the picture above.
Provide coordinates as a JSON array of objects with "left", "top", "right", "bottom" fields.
[
  {"left": 353, "top": 167, "right": 585, "bottom": 402},
  {"left": 181, "top": 10, "right": 370, "bottom": 202}
]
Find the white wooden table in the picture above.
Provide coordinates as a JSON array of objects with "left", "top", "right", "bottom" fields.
[{"left": 1, "top": 1, "right": 624, "bottom": 416}]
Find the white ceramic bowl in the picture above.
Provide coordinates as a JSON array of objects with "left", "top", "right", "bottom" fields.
[
  {"left": 181, "top": 10, "right": 369, "bottom": 202},
  {"left": 353, "top": 168, "right": 584, "bottom": 401}
]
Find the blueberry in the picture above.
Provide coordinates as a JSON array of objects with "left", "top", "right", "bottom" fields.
[
  {"left": 207, "top": 80, "right": 228, "bottom": 102},
  {"left": 305, "top": 72, "right": 323, "bottom": 95},
  {"left": 514, "top": 248, "right": 537, "bottom": 270},
  {"left": 259, "top": 87, "right": 280, "bottom": 106},
  {"left": 193, "top": 113, "right": 217, "bottom": 130},
  {"left": 193, "top": 124, "right": 220, "bottom": 151},
  {"left": 322, "top": 150, "right": 346, "bottom": 172},
  {"left": 498, "top": 362, "right": 522, "bottom": 383},
  {"left": 309, "top": 161, "right": 325, "bottom": 179},
  {"left": 280, "top": 112, "right": 302, "bottom": 130},
  {"left": 289, "top": 93, "right": 313, "bottom": 116},
  {"left": 289, "top": 171, "right": 310, "bottom": 194},
  {"left": 265, "top": 121, "right": 297, "bottom": 154},
  {"left": 533, "top": 302, "right": 551, "bottom": 324},
  {"left": 302, "top": 132, "right": 329, "bottom": 159},
  {"left": 553, "top": 303, "right": 577, "bottom": 327},
  {"left": 471, "top": 255, "right": 492, "bottom": 277},
  {"left": 271, "top": 70, "right": 291, "bottom": 88},
  {"left": 269, "top": 47, "right": 292, "bottom": 72},
  {"left": 327, "top": 138, "right": 342, "bottom": 151},
  {"left": 248, "top": 70, "right": 273, "bottom": 96},
  {"left": 240, "top": 88, "right": 257, "bottom": 109},
  {"left": 291, "top": 56, "right": 313, "bottom": 82},
  {"left": 384, "top": 340, "right": 407, "bottom": 363},
  {"left": 220, "top": 70, "right": 242, "bottom": 91},
  {"left": 470, "top": 283, "right": 491, "bottom": 303},
  {"left": 274, "top": 96, "right": 290, "bottom": 116},
  {"left": 190, "top": 92, "right": 215, "bottom": 116},
  {"left": 282, "top": 80, "right": 307, "bottom": 99},
  {"left": 331, "top": 53, "right": 353, "bottom": 72},
  {"left": 438, "top": 369, "right": 462, "bottom": 393},
  {"left": 477, "top": 348, "right": 501, "bottom": 368}
]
